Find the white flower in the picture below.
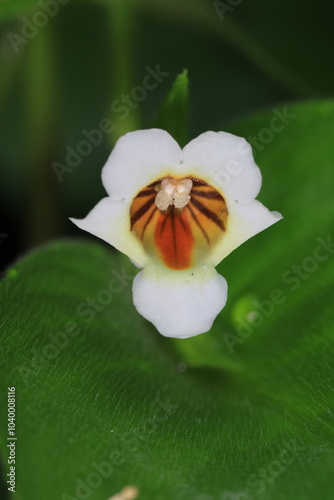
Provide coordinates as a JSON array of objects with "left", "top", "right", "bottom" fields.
[{"left": 70, "top": 129, "right": 282, "bottom": 339}]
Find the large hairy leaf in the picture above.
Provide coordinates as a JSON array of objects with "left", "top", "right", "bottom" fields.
[{"left": 1, "top": 99, "right": 334, "bottom": 499}]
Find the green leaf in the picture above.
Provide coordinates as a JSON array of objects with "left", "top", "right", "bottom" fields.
[
  {"left": 154, "top": 69, "right": 189, "bottom": 147},
  {"left": 1, "top": 100, "right": 334, "bottom": 500}
]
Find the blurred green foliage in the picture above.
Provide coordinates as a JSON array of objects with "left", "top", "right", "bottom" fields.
[
  {"left": 1, "top": 0, "right": 333, "bottom": 263},
  {"left": 1, "top": 1, "right": 334, "bottom": 499}
]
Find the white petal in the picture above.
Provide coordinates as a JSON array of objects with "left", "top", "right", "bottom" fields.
[
  {"left": 70, "top": 197, "right": 147, "bottom": 267},
  {"left": 133, "top": 264, "right": 228, "bottom": 338},
  {"left": 102, "top": 129, "right": 182, "bottom": 201},
  {"left": 209, "top": 199, "right": 283, "bottom": 266},
  {"left": 182, "top": 131, "right": 262, "bottom": 203}
]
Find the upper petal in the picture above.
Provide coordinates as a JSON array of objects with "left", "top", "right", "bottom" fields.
[
  {"left": 102, "top": 129, "right": 182, "bottom": 201},
  {"left": 182, "top": 131, "right": 262, "bottom": 203},
  {"left": 132, "top": 263, "right": 228, "bottom": 338},
  {"left": 70, "top": 197, "right": 147, "bottom": 267},
  {"left": 208, "top": 198, "right": 282, "bottom": 266}
]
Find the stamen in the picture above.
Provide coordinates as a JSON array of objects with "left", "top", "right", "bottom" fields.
[
  {"left": 155, "top": 178, "right": 193, "bottom": 211},
  {"left": 155, "top": 190, "right": 172, "bottom": 211}
]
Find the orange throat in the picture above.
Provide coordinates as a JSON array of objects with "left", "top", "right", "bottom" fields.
[{"left": 130, "top": 177, "right": 228, "bottom": 270}]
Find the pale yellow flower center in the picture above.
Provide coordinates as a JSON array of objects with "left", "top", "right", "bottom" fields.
[{"left": 155, "top": 178, "right": 193, "bottom": 211}]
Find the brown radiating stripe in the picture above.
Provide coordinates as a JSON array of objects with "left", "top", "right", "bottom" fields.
[
  {"left": 191, "top": 188, "right": 223, "bottom": 200},
  {"left": 130, "top": 196, "right": 155, "bottom": 228},
  {"left": 136, "top": 188, "right": 156, "bottom": 197},
  {"left": 154, "top": 209, "right": 194, "bottom": 270},
  {"left": 190, "top": 197, "right": 226, "bottom": 231},
  {"left": 186, "top": 204, "right": 210, "bottom": 244},
  {"left": 141, "top": 205, "right": 157, "bottom": 238},
  {"left": 160, "top": 211, "right": 169, "bottom": 237},
  {"left": 171, "top": 212, "right": 177, "bottom": 266},
  {"left": 178, "top": 213, "right": 188, "bottom": 233},
  {"left": 192, "top": 180, "right": 206, "bottom": 186}
]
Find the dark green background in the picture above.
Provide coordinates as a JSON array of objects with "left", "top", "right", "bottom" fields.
[
  {"left": 2, "top": 0, "right": 333, "bottom": 269},
  {"left": 1, "top": 1, "right": 334, "bottom": 499}
]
